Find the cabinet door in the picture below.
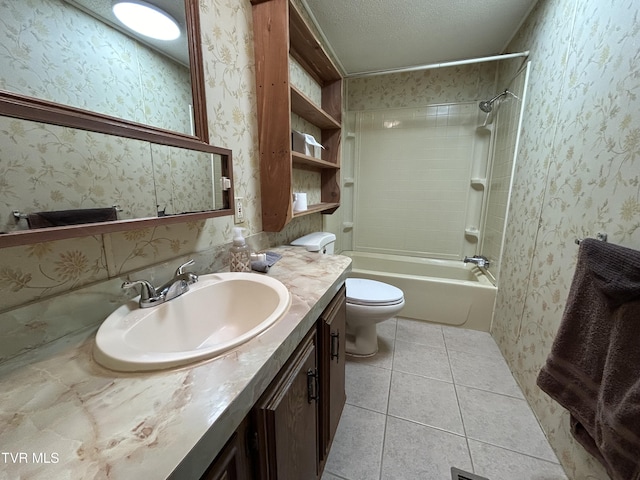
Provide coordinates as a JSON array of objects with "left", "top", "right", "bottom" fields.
[
  {"left": 253, "top": 330, "right": 319, "bottom": 480},
  {"left": 200, "top": 418, "right": 251, "bottom": 480},
  {"left": 319, "top": 285, "right": 347, "bottom": 466}
]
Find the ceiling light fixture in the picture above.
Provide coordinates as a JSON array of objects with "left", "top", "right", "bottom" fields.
[{"left": 112, "top": 1, "right": 180, "bottom": 41}]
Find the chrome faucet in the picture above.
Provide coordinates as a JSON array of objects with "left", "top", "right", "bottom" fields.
[
  {"left": 122, "top": 260, "right": 198, "bottom": 308},
  {"left": 463, "top": 255, "right": 490, "bottom": 269}
]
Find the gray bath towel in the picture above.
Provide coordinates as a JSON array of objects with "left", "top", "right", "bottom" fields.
[{"left": 537, "top": 238, "right": 640, "bottom": 480}]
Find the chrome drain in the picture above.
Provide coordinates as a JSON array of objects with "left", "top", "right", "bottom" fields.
[{"left": 451, "top": 467, "right": 490, "bottom": 480}]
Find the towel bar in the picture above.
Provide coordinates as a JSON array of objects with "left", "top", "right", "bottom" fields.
[
  {"left": 575, "top": 232, "right": 608, "bottom": 245},
  {"left": 13, "top": 205, "right": 123, "bottom": 221}
]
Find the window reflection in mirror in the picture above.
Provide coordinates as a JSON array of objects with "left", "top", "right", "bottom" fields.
[
  {"left": 152, "top": 147, "right": 226, "bottom": 216},
  {"left": 0, "top": 0, "right": 194, "bottom": 135}
]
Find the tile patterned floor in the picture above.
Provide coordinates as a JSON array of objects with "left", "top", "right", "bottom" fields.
[{"left": 322, "top": 317, "right": 568, "bottom": 480}]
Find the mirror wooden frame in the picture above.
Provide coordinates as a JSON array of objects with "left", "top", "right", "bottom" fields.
[{"left": 0, "top": 0, "right": 234, "bottom": 249}]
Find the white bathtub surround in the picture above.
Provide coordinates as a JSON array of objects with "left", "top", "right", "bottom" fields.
[
  {"left": 344, "top": 251, "right": 496, "bottom": 331},
  {"left": 0, "top": 247, "right": 351, "bottom": 479},
  {"left": 352, "top": 104, "right": 490, "bottom": 261}
]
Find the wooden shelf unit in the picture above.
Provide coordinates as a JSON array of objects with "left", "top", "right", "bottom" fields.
[{"left": 251, "top": 0, "right": 342, "bottom": 232}]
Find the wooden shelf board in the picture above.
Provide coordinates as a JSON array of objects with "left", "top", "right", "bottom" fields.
[
  {"left": 293, "top": 203, "right": 340, "bottom": 217},
  {"left": 292, "top": 151, "right": 339, "bottom": 169},
  {"left": 252, "top": 0, "right": 342, "bottom": 232},
  {"left": 288, "top": 1, "right": 341, "bottom": 85},
  {"left": 291, "top": 86, "right": 340, "bottom": 129}
]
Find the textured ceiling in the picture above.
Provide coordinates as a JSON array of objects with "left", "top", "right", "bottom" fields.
[{"left": 301, "top": 0, "right": 539, "bottom": 76}]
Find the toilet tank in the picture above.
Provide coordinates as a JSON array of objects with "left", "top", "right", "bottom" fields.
[{"left": 291, "top": 232, "right": 336, "bottom": 254}]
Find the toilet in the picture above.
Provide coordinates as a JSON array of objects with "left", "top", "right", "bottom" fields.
[{"left": 291, "top": 232, "right": 405, "bottom": 356}]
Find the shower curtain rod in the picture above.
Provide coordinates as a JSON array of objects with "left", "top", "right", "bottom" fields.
[{"left": 346, "top": 51, "right": 530, "bottom": 78}]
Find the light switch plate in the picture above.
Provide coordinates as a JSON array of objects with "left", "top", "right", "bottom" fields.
[{"left": 234, "top": 197, "right": 245, "bottom": 224}]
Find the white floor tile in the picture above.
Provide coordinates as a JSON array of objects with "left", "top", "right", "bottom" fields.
[
  {"left": 443, "top": 326, "right": 503, "bottom": 358},
  {"left": 457, "top": 385, "right": 558, "bottom": 462},
  {"left": 377, "top": 317, "right": 397, "bottom": 340},
  {"left": 393, "top": 339, "right": 453, "bottom": 382},
  {"left": 468, "top": 439, "right": 568, "bottom": 480},
  {"left": 388, "top": 370, "right": 464, "bottom": 435},
  {"left": 324, "top": 404, "right": 386, "bottom": 480},
  {"left": 448, "top": 349, "right": 524, "bottom": 398},
  {"left": 395, "top": 318, "right": 445, "bottom": 348},
  {"left": 381, "top": 416, "right": 472, "bottom": 479},
  {"left": 326, "top": 325, "right": 566, "bottom": 480},
  {"left": 345, "top": 361, "right": 392, "bottom": 413}
]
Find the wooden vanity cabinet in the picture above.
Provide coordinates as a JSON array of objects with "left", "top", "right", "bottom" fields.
[
  {"left": 252, "top": 329, "right": 319, "bottom": 479},
  {"left": 201, "top": 286, "right": 346, "bottom": 480},
  {"left": 317, "top": 285, "right": 346, "bottom": 469},
  {"left": 200, "top": 418, "right": 252, "bottom": 480}
]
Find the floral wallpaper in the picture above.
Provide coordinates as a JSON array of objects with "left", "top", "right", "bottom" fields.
[
  {"left": 151, "top": 145, "right": 218, "bottom": 216},
  {"left": 0, "top": 0, "right": 192, "bottom": 134},
  {"left": 0, "top": 118, "right": 157, "bottom": 232},
  {"left": 0, "top": 0, "right": 331, "bottom": 362},
  {"left": 491, "top": 0, "right": 640, "bottom": 478},
  {"left": 347, "top": 62, "right": 497, "bottom": 111}
]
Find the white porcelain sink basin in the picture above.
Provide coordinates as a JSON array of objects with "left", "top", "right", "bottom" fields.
[{"left": 93, "top": 272, "right": 291, "bottom": 372}]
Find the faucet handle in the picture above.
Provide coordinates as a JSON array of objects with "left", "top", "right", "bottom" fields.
[
  {"left": 122, "top": 280, "right": 164, "bottom": 307},
  {"left": 175, "top": 259, "right": 198, "bottom": 285},
  {"left": 175, "top": 259, "right": 195, "bottom": 275}
]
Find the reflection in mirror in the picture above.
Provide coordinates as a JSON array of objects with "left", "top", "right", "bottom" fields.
[
  {"left": 0, "top": 0, "right": 193, "bottom": 135},
  {"left": 1, "top": 117, "right": 155, "bottom": 234},
  {"left": 0, "top": 0, "right": 235, "bottom": 248},
  {"left": 0, "top": 115, "right": 232, "bottom": 237},
  {"left": 152, "top": 147, "right": 226, "bottom": 216}
]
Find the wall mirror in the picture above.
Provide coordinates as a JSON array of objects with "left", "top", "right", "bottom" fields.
[{"left": 0, "top": 0, "right": 234, "bottom": 248}]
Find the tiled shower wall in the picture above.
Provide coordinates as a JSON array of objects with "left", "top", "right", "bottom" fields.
[
  {"left": 480, "top": 65, "right": 529, "bottom": 282},
  {"left": 340, "top": 63, "right": 499, "bottom": 256},
  {"left": 352, "top": 104, "right": 484, "bottom": 260}
]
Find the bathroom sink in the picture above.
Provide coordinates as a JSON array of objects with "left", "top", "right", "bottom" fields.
[{"left": 93, "top": 272, "right": 291, "bottom": 372}]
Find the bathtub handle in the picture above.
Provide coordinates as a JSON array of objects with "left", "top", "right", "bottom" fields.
[{"left": 330, "top": 331, "right": 340, "bottom": 362}]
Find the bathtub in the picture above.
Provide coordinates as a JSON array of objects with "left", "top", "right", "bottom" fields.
[{"left": 342, "top": 251, "right": 497, "bottom": 331}]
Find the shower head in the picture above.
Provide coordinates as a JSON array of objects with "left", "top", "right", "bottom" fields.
[
  {"left": 478, "top": 89, "right": 513, "bottom": 113},
  {"left": 479, "top": 100, "right": 493, "bottom": 113}
]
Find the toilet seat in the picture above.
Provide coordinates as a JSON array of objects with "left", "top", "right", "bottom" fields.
[{"left": 346, "top": 278, "right": 404, "bottom": 307}]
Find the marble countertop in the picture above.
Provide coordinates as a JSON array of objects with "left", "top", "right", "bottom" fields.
[{"left": 0, "top": 246, "right": 351, "bottom": 479}]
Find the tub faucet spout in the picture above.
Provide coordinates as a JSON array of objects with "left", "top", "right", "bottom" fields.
[{"left": 464, "top": 255, "right": 490, "bottom": 269}]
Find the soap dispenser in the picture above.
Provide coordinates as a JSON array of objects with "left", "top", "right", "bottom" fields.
[{"left": 229, "top": 227, "right": 251, "bottom": 272}]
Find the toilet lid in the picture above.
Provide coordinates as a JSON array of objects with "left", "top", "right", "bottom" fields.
[{"left": 346, "top": 278, "right": 404, "bottom": 306}]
